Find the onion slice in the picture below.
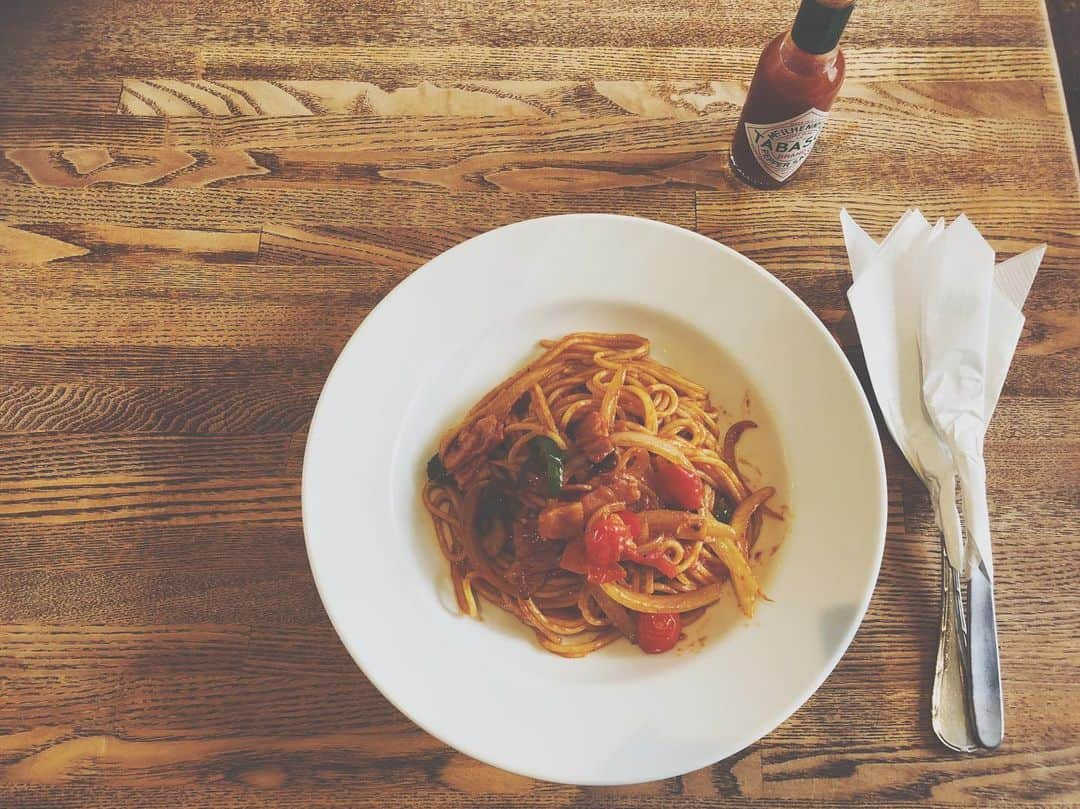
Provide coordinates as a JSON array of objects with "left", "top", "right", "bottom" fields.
[
  {"left": 704, "top": 533, "right": 761, "bottom": 616},
  {"left": 610, "top": 431, "right": 693, "bottom": 471},
  {"left": 722, "top": 419, "right": 757, "bottom": 486},
  {"left": 600, "top": 580, "right": 727, "bottom": 614},
  {"left": 732, "top": 486, "right": 775, "bottom": 555}
]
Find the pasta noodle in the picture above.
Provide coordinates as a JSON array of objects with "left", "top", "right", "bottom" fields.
[{"left": 423, "top": 333, "right": 779, "bottom": 657}]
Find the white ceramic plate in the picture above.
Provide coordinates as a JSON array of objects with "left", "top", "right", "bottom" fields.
[{"left": 303, "top": 214, "right": 886, "bottom": 785}]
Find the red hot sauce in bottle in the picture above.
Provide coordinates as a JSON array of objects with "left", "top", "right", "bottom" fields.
[{"left": 730, "top": 0, "right": 854, "bottom": 189}]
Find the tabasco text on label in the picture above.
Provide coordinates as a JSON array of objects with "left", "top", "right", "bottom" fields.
[{"left": 744, "top": 108, "right": 829, "bottom": 183}]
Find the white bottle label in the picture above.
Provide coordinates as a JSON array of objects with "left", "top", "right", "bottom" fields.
[{"left": 744, "top": 107, "right": 829, "bottom": 182}]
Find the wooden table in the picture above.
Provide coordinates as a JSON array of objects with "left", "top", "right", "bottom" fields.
[{"left": 1, "top": 0, "right": 1077, "bottom": 806}]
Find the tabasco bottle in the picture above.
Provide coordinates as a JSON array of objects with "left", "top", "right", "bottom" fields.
[{"left": 730, "top": 0, "right": 854, "bottom": 189}]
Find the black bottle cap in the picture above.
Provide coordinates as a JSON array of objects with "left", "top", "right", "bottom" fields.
[{"left": 791, "top": 0, "right": 854, "bottom": 54}]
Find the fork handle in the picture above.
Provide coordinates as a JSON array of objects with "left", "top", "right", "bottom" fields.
[{"left": 931, "top": 547, "right": 978, "bottom": 752}]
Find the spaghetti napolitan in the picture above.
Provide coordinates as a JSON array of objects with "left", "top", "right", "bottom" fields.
[{"left": 423, "top": 332, "right": 778, "bottom": 657}]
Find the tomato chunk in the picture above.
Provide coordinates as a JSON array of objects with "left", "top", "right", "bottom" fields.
[
  {"left": 654, "top": 457, "right": 704, "bottom": 510},
  {"left": 618, "top": 509, "right": 643, "bottom": 540},
  {"left": 636, "top": 612, "right": 681, "bottom": 654},
  {"left": 584, "top": 514, "right": 631, "bottom": 568},
  {"left": 572, "top": 511, "right": 676, "bottom": 583}
]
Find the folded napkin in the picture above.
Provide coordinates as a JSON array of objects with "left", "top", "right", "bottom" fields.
[
  {"left": 841, "top": 209, "right": 1044, "bottom": 578},
  {"left": 844, "top": 211, "right": 963, "bottom": 570}
]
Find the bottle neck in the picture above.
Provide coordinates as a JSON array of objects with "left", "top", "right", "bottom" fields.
[
  {"left": 790, "top": 0, "right": 854, "bottom": 55},
  {"left": 777, "top": 32, "right": 840, "bottom": 77}
]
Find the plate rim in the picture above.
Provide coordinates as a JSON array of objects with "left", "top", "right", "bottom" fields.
[{"left": 302, "top": 212, "right": 888, "bottom": 785}]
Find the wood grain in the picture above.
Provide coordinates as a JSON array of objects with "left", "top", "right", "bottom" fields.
[
  {"left": 112, "top": 79, "right": 1062, "bottom": 120},
  {"left": 0, "top": 0, "right": 1077, "bottom": 806}
]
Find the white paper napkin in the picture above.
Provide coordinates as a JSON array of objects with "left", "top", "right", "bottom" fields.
[{"left": 842, "top": 209, "right": 1044, "bottom": 578}]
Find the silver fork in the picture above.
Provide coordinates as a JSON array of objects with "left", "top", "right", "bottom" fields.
[{"left": 932, "top": 546, "right": 979, "bottom": 751}]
